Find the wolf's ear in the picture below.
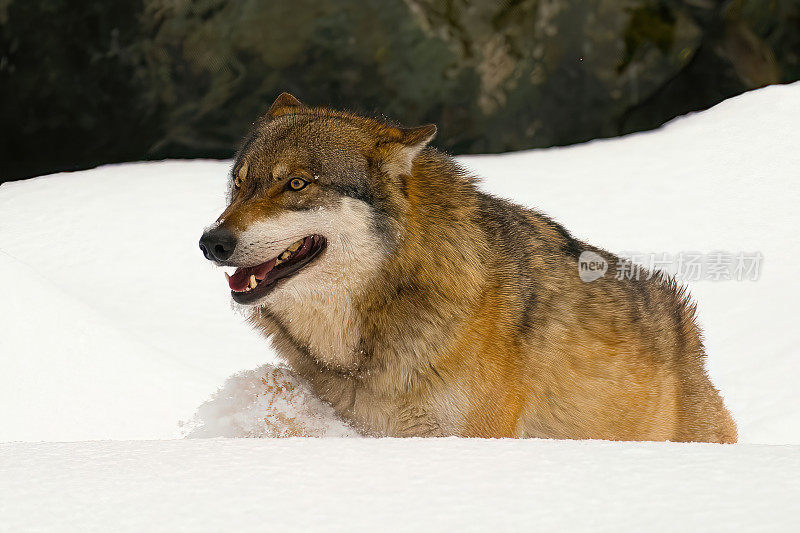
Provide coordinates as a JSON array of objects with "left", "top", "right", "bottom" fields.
[
  {"left": 267, "top": 92, "right": 304, "bottom": 117},
  {"left": 381, "top": 124, "right": 437, "bottom": 176}
]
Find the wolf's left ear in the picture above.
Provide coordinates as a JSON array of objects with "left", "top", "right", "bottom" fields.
[
  {"left": 381, "top": 124, "right": 437, "bottom": 176},
  {"left": 267, "top": 92, "right": 304, "bottom": 117}
]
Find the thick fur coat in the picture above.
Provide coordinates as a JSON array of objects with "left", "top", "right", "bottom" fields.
[{"left": 201, "top": 93, "right": 737, "bottom": 443}]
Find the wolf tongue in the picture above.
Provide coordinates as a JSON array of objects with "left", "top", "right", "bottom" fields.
[
  {"left": 253, "top": 257, "right": 278, "bottom": 280},
  {"left": 228, "top": 269, "right": 251, "bottom": 292},
  {"left": 228, "top": 258, "right": 278, "bottom": 292}
]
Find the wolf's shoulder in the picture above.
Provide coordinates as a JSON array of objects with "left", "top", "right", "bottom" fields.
[{"left": 474, "top": 192, "right": 583, "bottom": 259}]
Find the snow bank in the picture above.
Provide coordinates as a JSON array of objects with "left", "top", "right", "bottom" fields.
[
  {"left": 2, "top": 81, "right": 800, "bottom": 533},
  {"left": 0, "top": 161, "right": 271, "bottom": 440},
  {"left": 1, "top": 438, "right": 798, "bottom": 531},
  {"left": 0, "top": 83, "right": 798, "bottom": 444},
  {"left": 0, "top": 251, "right": 203, "bottom": 441}
]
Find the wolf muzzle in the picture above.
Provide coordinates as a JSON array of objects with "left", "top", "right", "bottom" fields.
[{"left": 199, "top": 226, "right": 237, "bottom": 262}]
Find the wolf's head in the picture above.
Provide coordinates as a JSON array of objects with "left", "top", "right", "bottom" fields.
[{"left": 199, "top": 93, "right": 436, "bottom": 307}]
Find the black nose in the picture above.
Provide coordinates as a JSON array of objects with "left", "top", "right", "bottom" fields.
[{"left": 199, "top": 227, "right": 237, "bottom": 262}]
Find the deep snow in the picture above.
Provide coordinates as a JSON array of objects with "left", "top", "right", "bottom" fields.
[
  {"left": 1, "top": 83, "right": 799, "bottom": 530},
  {"left": 2, "top": 83, "right": 798, "bottom": 444},
  {"left": 2, "top": 438, "right": 799, "bottom": 532}
]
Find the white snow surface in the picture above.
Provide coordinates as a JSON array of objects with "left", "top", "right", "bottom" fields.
[
  {"left": 2, "top": 438, "right": 798, "bottom": 532},
  {"left": 1, "top": 83, "right": 799, "bottom": 530}
]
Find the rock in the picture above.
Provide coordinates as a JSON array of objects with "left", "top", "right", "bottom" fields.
[{"left": 1, "top": 0, "right": 797, "bottom": 182}]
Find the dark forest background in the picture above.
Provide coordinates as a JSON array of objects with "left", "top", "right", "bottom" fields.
[{"left": 1, "top": 0, "right": 798, "bottom": 183}]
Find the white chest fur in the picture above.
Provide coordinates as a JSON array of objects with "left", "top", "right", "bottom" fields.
[
  {"left": 270, "top": 285, "right": 363, "bottom": 368},
  {"left": 257, "top": 196, "right": 387, "bottom": 369}
]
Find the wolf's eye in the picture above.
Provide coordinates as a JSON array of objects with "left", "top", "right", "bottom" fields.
[{"left": 288, "top": 177, "right": 308, "bottom": 191}]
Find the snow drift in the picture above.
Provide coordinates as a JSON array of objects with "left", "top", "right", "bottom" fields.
[
  {"left": 2, "top": 83, "right": 798, "bottom": 444},
  {"left": 1, "top": 83, "right": 799, "bottom": 531},
  {"left": 2, "top": 438, "right": 798, "bottom": 532}
]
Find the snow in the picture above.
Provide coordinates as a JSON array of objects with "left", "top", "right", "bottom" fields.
[
  {"left": 1, "top": 83, "right": 799, "bottom": 530},
  {"left": 1, "top": 439, "right": 798, "bottom": 531},
  {"left": 183, "top": 365, "right": 357, "bottom": 438},
  {"left": 0, "top": 160, "right": 269, "bottom": 441}
]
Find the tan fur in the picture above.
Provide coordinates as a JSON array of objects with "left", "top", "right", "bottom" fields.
[{"left": 207, "top": 93, "right": 737, "bottom": 443}]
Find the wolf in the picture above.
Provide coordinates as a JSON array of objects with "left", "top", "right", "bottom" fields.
[{"left": 199, "top": 92, "right": 737, "bottom": 442}]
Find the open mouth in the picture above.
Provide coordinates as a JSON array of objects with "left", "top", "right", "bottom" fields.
[{"left": 226, "top": 234, "right": 326, "bottom": 304}]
